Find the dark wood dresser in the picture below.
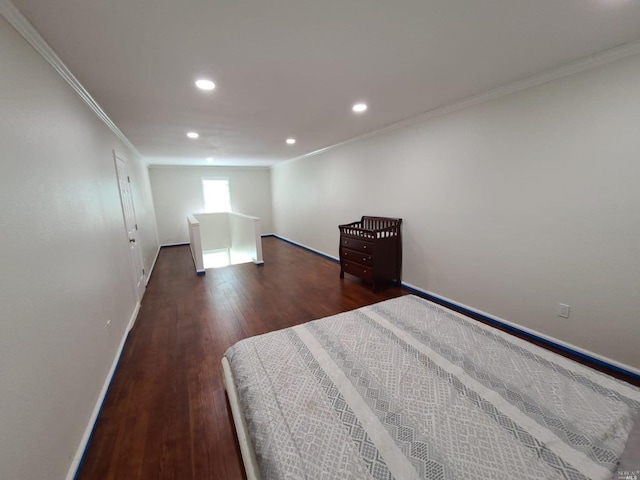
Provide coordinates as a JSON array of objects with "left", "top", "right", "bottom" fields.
[{"left": 339, "top": 216, "right": 402, "bottom": 291}]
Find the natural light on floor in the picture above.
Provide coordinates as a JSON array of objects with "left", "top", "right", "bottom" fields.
[{"left": 203, "top": 249, "right": 253, "bottom": 269}]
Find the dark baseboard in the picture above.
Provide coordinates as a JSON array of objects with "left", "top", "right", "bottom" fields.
[{"left": 268, "top": 234, "right": 640, "bottom": 386}]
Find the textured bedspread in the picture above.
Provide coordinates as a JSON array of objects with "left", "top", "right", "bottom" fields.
[{"left": 224, "top": 295, "right": 640, "bottom": 480}]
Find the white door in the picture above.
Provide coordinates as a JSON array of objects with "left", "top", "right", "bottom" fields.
[{"left": 114, "top": 151, "right": 145, "bottom": 302}]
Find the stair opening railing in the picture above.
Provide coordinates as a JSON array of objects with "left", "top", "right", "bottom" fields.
[{"left": 187, "top": 212, "right": 263, "bottom": 275}]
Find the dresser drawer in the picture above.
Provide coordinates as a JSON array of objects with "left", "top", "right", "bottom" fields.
[
  {"left": 340, "top": 237, "right": 373, "bottom": 253},
  {"left": 341, "top": 248, "right": 372, "bottom": 266},
  {"left": 342, "top": 261, "right": 373, "bottom": 282}
]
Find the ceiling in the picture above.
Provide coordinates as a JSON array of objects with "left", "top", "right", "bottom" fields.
[{"left": 9, "top": 0, "right": 640, "bottom": 167}]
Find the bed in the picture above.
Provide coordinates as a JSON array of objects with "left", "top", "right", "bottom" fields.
[{"left": 222, "top": 295, "right": 640, "bottom": 480}]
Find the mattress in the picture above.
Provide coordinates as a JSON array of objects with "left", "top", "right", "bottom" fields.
[{"left": 223, "top": 295, "right": 640, "bottom": 480}]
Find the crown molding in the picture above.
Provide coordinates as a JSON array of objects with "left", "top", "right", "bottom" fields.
[
  {"left": 280, "top": 39, "right": 640, "bottom": 167},
  {"left": 0, "top": 0, "right": 142, "bottom": 158}
]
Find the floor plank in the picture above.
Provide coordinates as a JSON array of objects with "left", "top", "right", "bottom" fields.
[{"left": 77, "top": 237, "right": 407, "bottom": 480}]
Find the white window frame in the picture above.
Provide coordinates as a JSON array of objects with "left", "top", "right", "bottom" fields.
[{"left": 201, "top": 177, "right": 231, "bottom": 213}]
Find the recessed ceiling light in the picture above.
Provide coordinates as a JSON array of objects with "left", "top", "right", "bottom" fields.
[
  {"left": 352, "top": 103, "right": 367, "bottom": 113},
  {"left": 206, "top": 157, "right": 214, "bottom": 162},
  {"left": 187, "top": 132, "right": 199, "bottom": 139},
  {"left": 195, "top": 79, "right": 216, "bottom": 91},
  {"left": 286, "top": 138, "right": 296, "bottom": 145}
]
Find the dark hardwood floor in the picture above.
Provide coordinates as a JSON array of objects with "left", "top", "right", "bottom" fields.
[
  {"left": 77, "top": 237, "right": 407, "bottom": 480},
  {"left": 78, "top": 236, "right": 639, "bottom": 479}
]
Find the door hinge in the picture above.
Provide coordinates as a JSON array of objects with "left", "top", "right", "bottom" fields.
[
  {"left": 127, "top": 176, "right": 130, "bottom": 183},
  {"left": 143, "top": 268, "right": 145, "bottom": 275},
  {"left": 135, "top": 224, "right": 138, "bottom": 230}
]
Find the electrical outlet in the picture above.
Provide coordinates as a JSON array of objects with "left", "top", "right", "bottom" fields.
[{"left": 558, "top": 304, "right": 570, "bottom": 319}]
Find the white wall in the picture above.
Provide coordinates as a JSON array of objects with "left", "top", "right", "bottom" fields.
[
  {"left": 193, "top": 212, "right": 231, "bottom": 251},
  {"left": 272, "top": 53, "right": 640, "bottom": 370},
  {"left": 0, "top": 16, "right": 158, "bottom": 480},
  {"left": 149, "top": 166, "right": 273, "bottom": 245}
]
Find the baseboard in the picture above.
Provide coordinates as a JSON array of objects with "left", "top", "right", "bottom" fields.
[
  {"left": 146, "top": 246, "right": 161, "bottom": 286},
  {"left": 126, "top": 301, "right": 141, "bottom": 332},
  {"left": 271, "top": 234, "right": 339, "bottom": 263},
  {"left": 401, "top": 282, "right": 640, "bottom": 382},
  {"left": 270, "top": 235, "right": 640, "bottom": 382},
  {"left": 67, "top": 301, "right": 141, "bottom": 480},
  {"left": 160, "top": 242, "right": 190, "bottom": 248}
]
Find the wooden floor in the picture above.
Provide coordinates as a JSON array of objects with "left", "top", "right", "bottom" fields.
[
  {"left": 77, "top": 236, "right": 639, "bottom": 479},
  {"left": 77, "top": 237, "right": 407, "bottom": 480}
]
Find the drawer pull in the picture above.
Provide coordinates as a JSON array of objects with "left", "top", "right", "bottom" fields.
[
  {"left": 363, "top": 258, "right": 366, "bottom": 261},
  {"left": 363, "top": 245, "right": 367, "bottom": 249}
]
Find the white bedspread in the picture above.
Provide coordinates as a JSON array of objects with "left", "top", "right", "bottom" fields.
[{"left": 225, "top": 295, "right": 640, "bottom": 480}]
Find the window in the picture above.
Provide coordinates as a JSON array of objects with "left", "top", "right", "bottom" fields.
[{"left": 202, "top": 177, "right": 231, "bottom": 213}]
